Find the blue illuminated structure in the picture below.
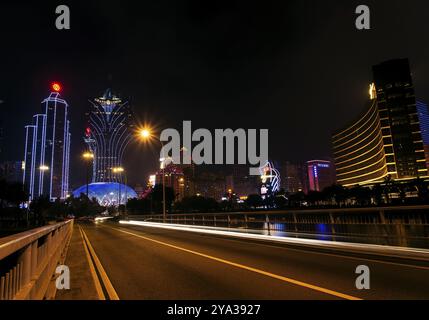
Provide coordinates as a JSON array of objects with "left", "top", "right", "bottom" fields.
[
  {"left": 417, "top": 101, "right": 429, "bottom": 146},
  {"left": 84, "top": 89, "right": 133, "bottom": 183},
  {"left": 73, "top": 182, "right": 137, "bottom": 206},
  {"left": 259, "top": 161, "right": 281, "bottom": 199},
  {"left": 23, "top": 87, "right": 71, "bottom": 201},
  {"left": 76, "top": 89, "right": 135, "bottom": 206}
]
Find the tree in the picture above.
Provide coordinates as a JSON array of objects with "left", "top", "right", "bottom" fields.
[
  {"left": 288, "top": 192, "right": 306, "bottom": 208},
  {"left": 372, "top": 184, "right": 384, "bottom": 206},
  {"left": 274, "top": 194, "right": 288, "bottom": 209},
  {"left": 151, "top": 185, "right": 175, "bottom": 213},
  {"left": 126, "top": 197, "right": 152, "bottom": 215},
  {"left": 0, "top": 179, "right": 8, "bottom": 209},
  {"left": 306, "top": 191, "right": 323, "bottom": 207},
  {"left": 30, "top": 196, "right": 51, "bottom": 226},
  {"left": 413, "top": 178, "right": 429, "bottom": 204},
  {"left": 383, "top": 175, "right": 395, "bottom": 205},
  {"left": 5, "top": 182, "right": 28, "bottom": 208},
  {"left": 245, "top": 194, "right": 263, "bottom": 210},
  {"left": 322, "top": 185, "right": 348, "bottom": 207},
  {"left": 175, "top": 196, "right": 219, "bottom": 213},
  {"left": 66, "top": 194, "right": 104, "bottom": 218},
  {"left": 349, "top": 186, "right": 372, "bottom": 207},
  {"left": 0, "top": 180, "right": 28, "bottom": 226}
]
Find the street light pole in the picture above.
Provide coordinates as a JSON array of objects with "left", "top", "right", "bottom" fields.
[
  {"left": 119, "top": 177, "right": 122, "bottom": 206},
  {"left": 124, "top": 173, "right": 128, "bottom": 217},
  {"left": 161, "top": 141, "right": 166, "bottom": 223},
  {"left": 86, "top": 161, "right": 90, "bottom": 199},
  {"left": 139, "top": 128, "right": 167, "bottom": 223},
  {"left": 82, "top": 152, "right": 94, "bottom": 200},
  {"left": 112, "top": 167, "right": 125, "bottom": 211}
]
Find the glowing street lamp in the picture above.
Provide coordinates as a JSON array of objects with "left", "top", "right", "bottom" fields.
[
  {"left": 112, "top": 167, "right": 125, "bottom": 173},
  {"left": 39, "top": 165, "right": 49, "bottom": 171},
  {"left": 138, "top": 126, "right": 167, "bottom": 223},
  {"left": 83, "top": 152, "right": 94, "bottom": 160},
  {"left": 82, "top": 152, "right": 94, "bottom": 198},
  {"left": 112, "top": 167, "right": 126, "bottom": 207},
  {"left": 140, "top": 128, "right": 151, "bottom": 139}
]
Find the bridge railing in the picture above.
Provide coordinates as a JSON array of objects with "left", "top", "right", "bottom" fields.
[
  {"left": 0, "top": 220, "right": 73, "bottom": 300},
  {"left": 128, "top": 206, "right": 429, "bottom": 248}
]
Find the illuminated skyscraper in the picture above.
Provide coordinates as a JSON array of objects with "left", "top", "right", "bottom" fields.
[
  {"left": 84, "top": 89, "right": 133, "bottom": 183},
  {"left": 23, "top": 84, "right": 71, "bottom": 200},
  {"left": 155, "top": 164, "right": 186, "bottom": 200},
  {"left": 307, "top": 160, "right": 335, "bottom": 192},
  {"left": 333, "top": 59, "right": 428, "bottom": 186},
  {"left": 417, "top": 101, "right": 429, "bottom": 169},
  {"left": 281, "top": 161, "right": 308, "bottom": 194}
]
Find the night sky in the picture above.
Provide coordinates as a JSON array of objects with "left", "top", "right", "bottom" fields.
[{"left": 1, "top": 0, "right": 429, "bottom": 188}]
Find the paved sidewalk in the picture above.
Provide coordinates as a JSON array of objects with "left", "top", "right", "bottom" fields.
[{"left": 55, "top": 224, "right": 100, "bottom": 300}]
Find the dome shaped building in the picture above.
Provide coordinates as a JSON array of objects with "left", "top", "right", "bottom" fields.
[{"left": 73, "top": 182, "right": 137, "bottom": 206}]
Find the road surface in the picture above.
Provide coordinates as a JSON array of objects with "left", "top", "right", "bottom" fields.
[{"left": 78, "top": 221, "right": 429, "bottom": 300}]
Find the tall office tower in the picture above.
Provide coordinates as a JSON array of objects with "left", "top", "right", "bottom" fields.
[
  {"left": 417, "top": 101, "right": 429, "bottom": 169},
  {"left": 192, "top": 166, "right": 228, "bottom": 201},
  {"left": 333, "top": 59, "right": 428, "bottom": 187},
  {"left": 84, "top": 89, "right": 133, "bottom": 183},
  {"left": 225, "top": 165, "right": 259, "bottom": 198},
  {"left": 23, "top": 124, "right": 36, "bottom": 198},
  {"left": 307, "top": 160, "right": 335, "bottom": 192},
  {"left": 281, "top": 161, "right": 308, "bottom": 194},
  {"left": 155, "top": 164, "right": 186, "bottom": 200},
  {"left": 0, "top": 161, "right": 23, "bottom": 183},
  {"left": 22, "top": 84, "right": 71, "bottom": 201}
]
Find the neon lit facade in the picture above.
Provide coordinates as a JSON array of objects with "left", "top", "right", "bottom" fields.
[
  {"left": 84, "top": 89, "right": 133, "bottom": 183},
  {"left": 333, "top": 59, "right": 428, "bottom": 187},
  {"left": 259, "top": 161, "right": 280, "bottom": 198},
  {"left": 23, "top": 90, "right": 71, "bottom": 200},
  {"left": 307, "top": 160, "right": 335, "bottom": 192},
  {"left": 73, "top": 182, "right": 137, "bottom": 206},
  {"left": 417, "top": 101, "right": 429, "bottom": 169}
]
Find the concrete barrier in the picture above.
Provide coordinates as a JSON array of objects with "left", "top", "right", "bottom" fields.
[{"left": 0, "top": 220, "right": 73, "bottom": 300}]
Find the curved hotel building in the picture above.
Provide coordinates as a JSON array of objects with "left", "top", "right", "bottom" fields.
[{"left": 333, "top": 59, "right": 429, "bottom": 187}]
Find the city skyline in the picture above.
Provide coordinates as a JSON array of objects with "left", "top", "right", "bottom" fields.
[
  {"left": 2, "top": 1, "right": 429, "bottom": 188},
  {"left": 2, "top": 1, "right": 429, "bottom": 305},
  {"left": 7, "top": 57, "right": 429, "bottom": 199}
]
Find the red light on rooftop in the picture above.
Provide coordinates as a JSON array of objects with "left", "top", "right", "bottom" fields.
[{"left": 52, "top": 82, "right": 62, "bottom": 92}]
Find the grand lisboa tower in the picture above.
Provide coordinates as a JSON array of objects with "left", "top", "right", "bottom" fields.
[{"left": 73, "top": 89, "right": 137, "bottom": 205}]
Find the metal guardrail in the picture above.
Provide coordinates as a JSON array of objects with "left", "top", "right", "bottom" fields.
[
  {"left": 0, "top": 220, "right": 73, "bottom": 300},
  {"left": 129, "top": 206, "right": 429, "bottom": 248}
]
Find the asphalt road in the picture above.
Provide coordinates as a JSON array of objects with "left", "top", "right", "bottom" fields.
[{"left": 79, "top": 222, "right": 429, "bottom": 300}]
